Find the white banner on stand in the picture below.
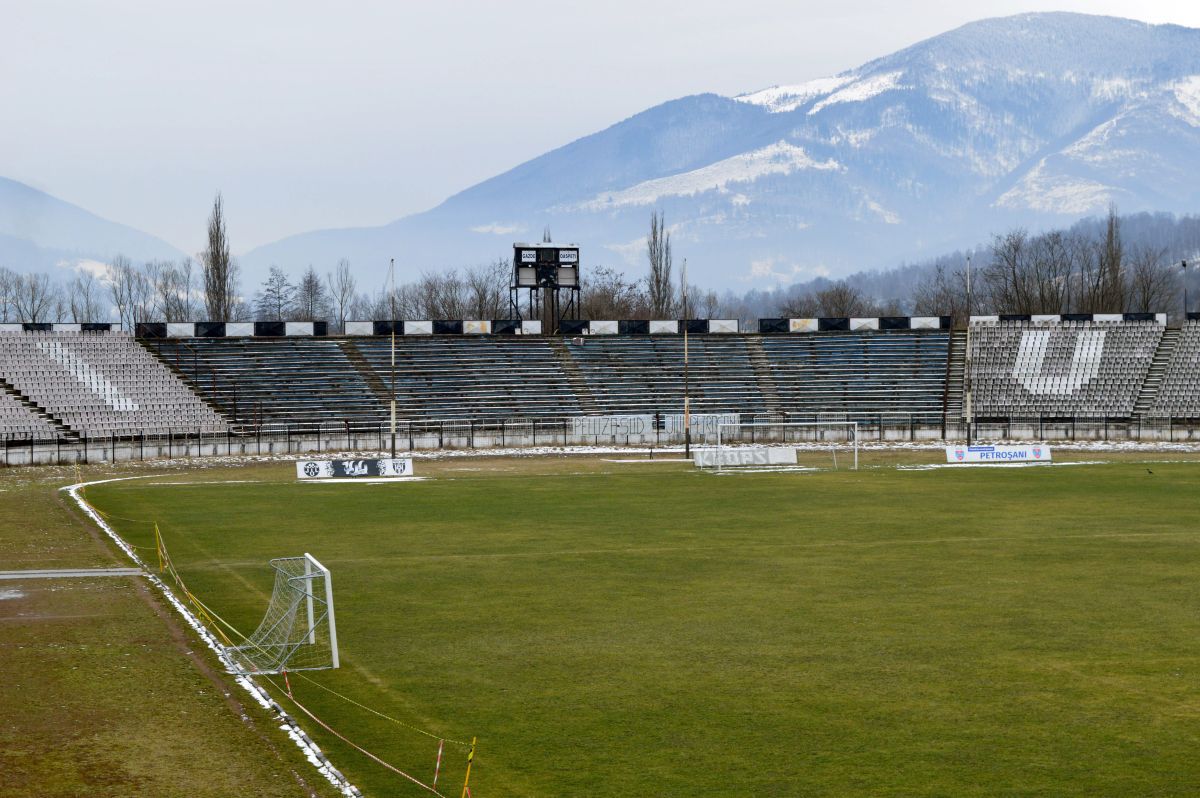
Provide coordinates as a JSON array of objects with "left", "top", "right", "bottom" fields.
[{"left": 945, "top": 445, "right": 1052, "bottom": 463}]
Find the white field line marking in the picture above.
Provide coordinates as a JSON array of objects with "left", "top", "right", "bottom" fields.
[
  {"left": 0, "top": 567, "right": 143, "bottom": 580},
  {"left": 61, "top": 476, "right": 360, "bottom": 798}
]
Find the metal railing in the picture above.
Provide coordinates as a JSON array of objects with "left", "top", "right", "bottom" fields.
[{"left": 3, "top": 412, "right": 1200, "bottom": 467}]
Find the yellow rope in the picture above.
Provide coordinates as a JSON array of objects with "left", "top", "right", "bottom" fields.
[{"left": 291, "top": 670, "right": 472, "bottom": 748}]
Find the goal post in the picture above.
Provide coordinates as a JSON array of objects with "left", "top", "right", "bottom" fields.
[
  {"left": 227, "top": 553, "right": 339, "bottom": 675},
  {"left": 702, "top": 420, "right": 859, "bottom": 471}
]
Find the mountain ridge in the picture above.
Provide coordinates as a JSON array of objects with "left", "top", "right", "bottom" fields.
[
  {"left": 240, "top": 12, "right": 1200, "bottom": 288},
  {"left": 6, "top": 13, "right": 1200, "bottom": 292},
  {"left": 0, "top": 177, "right": 186, "bottom": 272}
]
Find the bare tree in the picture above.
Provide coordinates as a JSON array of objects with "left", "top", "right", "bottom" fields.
[
  {"left": 107, "top": 254, "right": 148, "bottom": 330},
  {"left": 647, "top": 211, "right": 674, "bottom": 316},
  {"left": 327, "top": 259, "right": 356, "bottom": 332},
  {"left": 463, "top": 259, "right": 509, "bottom": 320},
  {"left": 255, "top": 266, "right": 295, "bottom": 321},
  {"left": 0, "top": 267, "right": 19, "bottom": 322},
  {"left": 1125, "top": 245, "right": 1176, "bottom": 314},
  {"left": 13, "top": 272, "right": 59, "bottom": 323},
  {"left": 678, "top": 259, "right": 697, "bottom": 319},
  {"left": 179, "top": 256, "right": 196, "bottom": 321},
  {"left": 68, "top": 270, "right": 105, "bottom": 322},
  {"left": 1098, "top": 204, "right": 1125, "bottom": 311},
  {"left": 816, "top": 281, "right": 869, "bottom": 316},
  {"left": 147, "top": 260, "right": 193, "bottom": 322},
  {"left": 580, "top": 266, "right": 648, "bottom": 319},
  {"left": 913, "top": 261, "right": 970, "bottom": 324},
  {"left": 202, "top": 193, "right": 238, "bottom": 320},
  {"left": 293, "top": 266, "right": 329, "bottom": 321},
  {"left": 777, "top": 291, "right": 822, "bottom": 318}
]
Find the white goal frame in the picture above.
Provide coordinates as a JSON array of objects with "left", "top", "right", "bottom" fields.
[
  {"left": 227, "top": 552, "right": 339, "bottom": 675},
  {"left": 712, "top": 421, "right": 859, "bottom": 472}
]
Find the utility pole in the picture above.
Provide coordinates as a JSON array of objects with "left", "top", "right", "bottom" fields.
[
  {"left": 682, "top": 259, "right": 691, "bottom": 458},
  {"left": 964, "top": 253, "right": 973, "bottom": 447},
  {"left": 1183, "top": 260, "right": 1189, "bottom": 323},
  {"left": 389, "top": 258, "right": 397, "bottom": 458}
]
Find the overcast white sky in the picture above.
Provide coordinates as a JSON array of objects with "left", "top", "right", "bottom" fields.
[{"left": 3, "top": 0, "right": 1199, "bottom": 255}]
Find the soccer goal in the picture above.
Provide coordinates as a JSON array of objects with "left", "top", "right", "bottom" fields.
[
  {"left": 227, "top": 553, "right": 339, "bottom": 675},
  {"left": 696, "top": 421, "right": 859, "bottom": 471}
]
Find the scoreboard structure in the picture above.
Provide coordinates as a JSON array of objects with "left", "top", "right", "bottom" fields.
[{"left": 510, "top": 242, "right": 581, "bottom": 333}]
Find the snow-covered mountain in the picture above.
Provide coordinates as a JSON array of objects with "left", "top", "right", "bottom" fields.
[
  {"left": 0, "top": 177, "right": 185, "bottom": 274},
  {"left": 242, "top": 13, "right": 1200, "bottom": 289}
]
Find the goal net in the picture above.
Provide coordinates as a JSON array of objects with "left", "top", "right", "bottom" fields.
[
  {"left": 227, "top": 553, "right": 339, "bottom": 675},
  {"left": 695, "top": 421, "right": 859, "bottom": 471}
]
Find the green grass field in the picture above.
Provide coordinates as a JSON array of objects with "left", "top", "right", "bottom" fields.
[
  {"left": 0, "top": 465, "right": 343, "bottom": 798},
  {"left": 84, "top": 455, "right": 1200, "bottom": 796}
]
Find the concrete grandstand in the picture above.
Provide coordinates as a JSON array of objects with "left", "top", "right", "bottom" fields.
[{"left": 2, "top": 313, "right": 1198, "bottom": 464}]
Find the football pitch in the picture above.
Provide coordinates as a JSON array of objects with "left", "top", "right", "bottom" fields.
[{"left": 83, "top": 454, "right": 1200, "bottom": 796}]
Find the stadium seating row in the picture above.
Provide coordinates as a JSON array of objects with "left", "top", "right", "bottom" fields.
[
  {"left": 0, "top": 331, "right": 227, "bottom": 436},
  {"left": 143, "top": 330, "right": 953, "bottom": 424},
  {"left": 966, "top": 320, "right": 1162, "bottom": 418}
]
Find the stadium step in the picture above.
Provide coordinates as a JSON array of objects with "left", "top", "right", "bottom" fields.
[
  {"left": 1133, "top": 327, "right": 1180, "bottom": 415},
  {"left": 336, "top": 340, "right": 394, "bottom": 405},
  {"left": 0, "top": 378, "right": 79, "bottom": 440},
  {"left": 744, "top": 336, "right": 783, "bottom": 415},
  {"left": 549, "top": 338, "right": 601, "bottom": 415},
  {"left": 944, "top": 330, "right": 966, "bottom": 418}
]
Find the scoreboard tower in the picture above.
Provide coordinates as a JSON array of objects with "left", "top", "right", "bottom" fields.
[{"left": 510, "top": 242, "right": 580, "bottom": 333}]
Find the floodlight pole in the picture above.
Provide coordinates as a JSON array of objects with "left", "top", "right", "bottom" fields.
[
  {"left": 389, "top": 258, "right": 397, "bottom": 459},
  {"left": 964, "top": 253, "right": 973, "bottom": 447},
  {"left": 682, "top": 259, "right": 691, "bottom": 458},
  {"left": 1183, "top": 260, "right": 1189, "bottom": 322}
]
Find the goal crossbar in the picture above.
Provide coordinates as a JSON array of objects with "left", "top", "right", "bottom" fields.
[{"left": 712, "top": 421, "right": 859, "bottom": 472}]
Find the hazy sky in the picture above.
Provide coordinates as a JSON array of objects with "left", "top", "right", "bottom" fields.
[{"left": 3, "top": 0, "right": 1199, "bottom": 255}]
